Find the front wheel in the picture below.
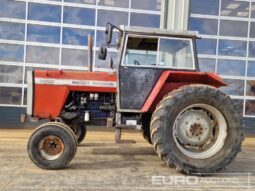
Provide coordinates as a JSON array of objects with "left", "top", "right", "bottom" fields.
[
  {"left": 27, "top": 122, "right": 77, "bottom": 169},
  {"left": 150, "top": 85, "right": 244, "bottom": 175}
]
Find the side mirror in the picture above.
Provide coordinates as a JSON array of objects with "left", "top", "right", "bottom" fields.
[
  {"left": 98, "top": 47, "right": 107, "bottom": 60},
  {"left": 105, "top": 23, "right": 113, "bottom": 45}
]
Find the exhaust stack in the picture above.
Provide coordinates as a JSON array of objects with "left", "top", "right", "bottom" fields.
[{"left": 88, "top": 34, "right": 93, "bottom": 72}]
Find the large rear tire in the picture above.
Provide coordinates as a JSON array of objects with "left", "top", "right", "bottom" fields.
[
  {"left": 27, "top": 122, "right": 77, "bottom": 170},
  {"left": 150, "top": 84, "right": 244, "bottom": 175}
]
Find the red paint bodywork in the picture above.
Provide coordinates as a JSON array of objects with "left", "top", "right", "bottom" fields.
[
  {"left": 33, "top": 70, "right": 117, "bottom": 118},
  {"left": 33, "top": 70, "right": 226, "bottom": 119},
  {"left": 141, "top": 71, "right": 226, "bottom": 112}
]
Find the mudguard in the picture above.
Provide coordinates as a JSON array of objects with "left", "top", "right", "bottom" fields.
[{"left": 141, "top": 71, "right": 226, "bottom": 113}]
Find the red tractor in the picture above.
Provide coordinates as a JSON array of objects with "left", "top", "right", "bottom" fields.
[{"left": 24, "top": 23, "right": 244, "bottom": 175}]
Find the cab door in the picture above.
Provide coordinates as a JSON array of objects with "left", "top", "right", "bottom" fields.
[
  {"left": 118, "top": 35, "right": 163, "bottom": 111},
  {"left": 118, "top": 34, "right": 196, "bottom": 112}
]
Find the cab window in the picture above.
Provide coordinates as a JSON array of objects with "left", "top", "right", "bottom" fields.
[
  {"left": 123, "top": 35, "right": 195, "bottom": 70},
  {"left": 158, "top": 38, "right": 194, "bottom": 69},
  {"left": 124, "top": 36, "right": 158, "bottom": 66}
]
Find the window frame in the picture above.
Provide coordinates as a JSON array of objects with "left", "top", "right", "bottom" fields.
[{"left": 121, "top": 34, "right": 196, "bottom": 70}]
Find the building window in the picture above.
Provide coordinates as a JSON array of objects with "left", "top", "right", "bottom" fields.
[
  {"left": 245, "top": 100, "right": 255, "bottom": 116},
  {"left": 64, "top": 7, "right": 96, "bottom": 26},
  {"left": 247, "top": 61, "right": 255, "bottom": 77},
  {"left": 246, "top": 81, "right": 255, "bottom": 96},
  {"left": 0, "top": 87, "right": 22, "bottom": 105},
  {"left": 0, "top": 1, "right": 26, "bottom": 19},
  {"left": 220, "top": 79, "right": 244, "bottom": 96},
  {"left": 189, "top": 18, "right": 218, "bottom": 35},
  {"left": 198, "top": 58, "right": 216, "bottom": 73},
  {"left": 130, "top": 13, "right": 160, "bottom": 28},
  {"left": 27, "top": 25, "right": 61, "bottom": 44},
  {"left": 0, "top": 65, "right": 23, "bottom": 84},
  {"left": 64, "top": 0, "right": 96, "bottom": 5},
  {"left": 97, "top": 10, "right": 128, "bottom": 27},
  {"left": 220, "top": 0, "right": 249, "bottom": 18},
  {"left": 26, "top": 46, "right": 59, "bottom": 65},
  {"left": 220, "top": 20, "right": 248, "bottom": 38},
  {"left": 190, "top": 0, "right": 219, "bottom": 15},
  {"left": 131, "top": 0, "right": 161, "bottom": 11},
  {"left": 0, "top": 22, "right": 25, "bottom": 41},
  {"left": 28, "top": 3, "right": 61, "bottom": 23},
  {"left": 63, "top": 28, "right": 95, "bottom": 46},
  {"left": 217, "top": 59, "right": 246, "bottom": 77},
  {"left": 98, "top": 0, "right": 129, "bottom": 8},
  {"left": 251, "top": 2, "right": 255, "bottom": 18},
  {"left": 0, "top": 44, "right": 24, "bottom": 62},
  {"left": 61, "top": 49, "right": 88, "bottom": 67},
  {"left": 249, "top": 22, "right": 255, "bottom": 38},
  {"left": 249, "top": 42, "right": 255, "bottom": 58},
  {"left": 218, "top": 39, "right": 247, "bottom": 57},
  {"left": 196, "top": 38, "right": 217, "bottom": 55}
]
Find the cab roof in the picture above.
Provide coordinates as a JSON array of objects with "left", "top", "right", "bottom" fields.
[{"left": 119, "top": 25, "right": 200, "bottom": 39}]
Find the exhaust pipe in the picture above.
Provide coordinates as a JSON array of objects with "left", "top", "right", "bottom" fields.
[{"left": 88, "top": 34, "right": 93, "bottom": 72}]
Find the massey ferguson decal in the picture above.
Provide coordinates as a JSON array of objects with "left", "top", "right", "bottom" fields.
[{"left": 35, "top": 78, "right": 117, "bottom": 88}]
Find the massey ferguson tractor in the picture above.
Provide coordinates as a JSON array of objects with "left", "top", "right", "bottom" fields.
[{"left": 23, "top": 23, "right": 244, "bottom": 175}]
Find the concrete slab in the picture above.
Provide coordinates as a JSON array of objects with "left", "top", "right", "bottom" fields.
[{"left": 0, "top": 127, "right": 254, "bottom": 191}]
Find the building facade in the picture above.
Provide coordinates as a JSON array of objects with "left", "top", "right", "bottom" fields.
[{"left": 0, "top": 0, "right": 254, "bottom": 131}]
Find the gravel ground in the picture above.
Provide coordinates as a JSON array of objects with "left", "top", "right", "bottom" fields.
[{"left": 0, "top": 127, "right": 254, "bottom": 191}]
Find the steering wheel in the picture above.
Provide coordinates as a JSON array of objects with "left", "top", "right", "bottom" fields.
[{"left": 134, "top": 60, "right": 140, "bottom": 65}]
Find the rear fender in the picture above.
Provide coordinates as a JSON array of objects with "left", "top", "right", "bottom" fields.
[{"left": 141, "top": 71, "right": 226, "bottom": 113}]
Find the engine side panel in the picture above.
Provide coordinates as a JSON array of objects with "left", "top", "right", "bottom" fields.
[
  {"left": 34, "top": 85, "right": 69, "bottom": 118},
  {"left": 33, "top": 70, "right": 117, "bottom": 118}
]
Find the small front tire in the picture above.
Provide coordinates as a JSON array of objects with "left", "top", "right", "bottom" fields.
[{"left": 27, "top": 123, "right": 77, "bottom": 170}]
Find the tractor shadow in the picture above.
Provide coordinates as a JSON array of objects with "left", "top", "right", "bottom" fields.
[
  {"left": 70, "top": 144, "right": 255, "bottom": 174},
  {"left": 79, "top": 142, "right": 119, "bottom": 147},
  {"left": 69, "top": 146, "right": 157, "bottom": 170},
  {"left": 69, "top": 160, "right": 142, "bottom": 170},
  {"left": 91, "top": 146, "right": 156, "bottom": 156}
]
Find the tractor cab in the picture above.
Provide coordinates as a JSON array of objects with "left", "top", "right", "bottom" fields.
[{"left": 99, "top": 23, "right": 201, "bottom": 112}]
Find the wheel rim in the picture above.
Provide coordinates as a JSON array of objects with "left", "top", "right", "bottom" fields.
[
  {"left": 39, "top": 135, "right": 64, "bottom": 160},
  {"left": 173, "top": 103, "right": 227, "bottom": 159}
]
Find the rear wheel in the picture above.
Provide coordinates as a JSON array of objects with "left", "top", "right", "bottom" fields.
[
  {"left": 150, "top": 85, "right": 244, "bottom": 175},
  {"left": 27, "top": 122, "right": 77, "bottom": 170}
]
